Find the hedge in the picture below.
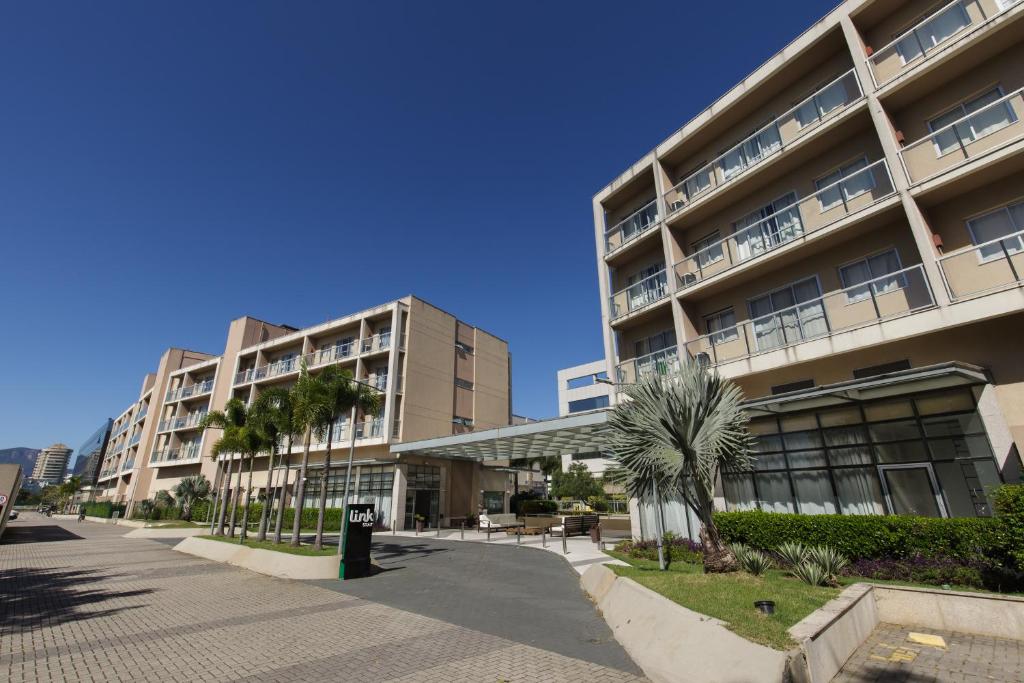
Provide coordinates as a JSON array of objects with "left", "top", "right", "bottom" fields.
[
  {"left": 714, "top": 509, "right": 1011, "bottom": 565},
  {"left": 519, "top": 499, "right": 558, "bottom": 515},
  {"left": 83, "top": 501, "right": 127, "bottom": 519}
]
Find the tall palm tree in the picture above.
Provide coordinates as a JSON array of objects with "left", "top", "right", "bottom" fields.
[
  {"left": 310, "top": 365, "right": 382, "bottom": 551},
  {"left": 249, "top": 387, "right": 296, "bottom": 542},
  {"left": 201, "top": 399, "right": 265, "bottom": 540},
  {"left": 173, "top": 474, "right": 211, "bottom": 522},
  {"left": 289, "top": 361, "right": 327, "bottom": 547},
  {"left": 606, "top": 362, "right": 752, "bottom": 573}
]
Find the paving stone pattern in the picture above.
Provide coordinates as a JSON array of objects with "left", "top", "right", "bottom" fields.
[
  {"left": 833, "top": 622, "right": 1024, "bottom": 683},
  {"left": 1, "top": 515, "right": 646, "bottom": 682}
]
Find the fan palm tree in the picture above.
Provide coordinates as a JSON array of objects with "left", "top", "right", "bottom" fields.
[
  {"left": 173, "top": 474, "right": 211, "bottom": 522},
  {"left": 309, "top": 365, "right": 383, "bottom": 551},
  {"left": 249, "top": 386, "right": 296, "bottom": 542},
  {"left": 201, "top": 399, "right": 266, "bottom": 540},
  {"left": 606, "top": 362, "right": 753, "bottom": 573}
]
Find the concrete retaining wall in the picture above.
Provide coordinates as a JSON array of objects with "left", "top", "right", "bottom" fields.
[
  {"left": 174, "top": 536, "right": 340, "bottom": 580},
  {"left": 123, "top": 527, "right": 207, "bottom": 539},
  {"left": 788, "top": 584, "right": 877, "bottom": 683},
  {"left": 581, "top": 564, "right": 789, "bottom": 683}
]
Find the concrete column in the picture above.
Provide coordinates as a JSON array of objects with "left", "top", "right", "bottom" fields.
[
  {"left": 976, "top": 384, "right": 1023, "bottom": 482},
  {"left": 392, "top": 463, "right": 407, "bottom": 530}
]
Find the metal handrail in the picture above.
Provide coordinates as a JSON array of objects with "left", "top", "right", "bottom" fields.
[
  {"left": 674, "top": 160, "right": 893, "bottom": 277},
  {"left": 662, "top": 69, "right": 862, "bottom": 215},
  {"left": 867, "top": 0, "right": 974, "bottom": 67},
  {"left": 609, "top": 269, "right": 669, "bottom": 319},
  {"left": 616, "top": 345, "right": 680, "bottom": 382},
  {"left": 902, "top": 87, "right": 1022, "bottom": 152},
  {"left": 604, "top": 198, "right": 660, "bottom": 253}
]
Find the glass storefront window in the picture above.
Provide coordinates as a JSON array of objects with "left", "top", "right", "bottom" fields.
[
  {"left": 863, "top": 399, "right": 913, "bottom": 422},
  {"left": 755, "top": 473, "right": 795, "bottom": 513}
]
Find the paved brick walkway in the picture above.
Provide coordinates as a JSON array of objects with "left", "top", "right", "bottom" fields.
[
  {"left": 833, "top": 623, "right": 1024, "bottom": 682},
  {"left": 1, "top": 514, "right": 645, "bottom": 682}
]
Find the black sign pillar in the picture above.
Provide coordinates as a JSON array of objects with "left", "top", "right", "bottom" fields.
[{"left": 340, "top": 503, "right": 375, "bottom": 579}]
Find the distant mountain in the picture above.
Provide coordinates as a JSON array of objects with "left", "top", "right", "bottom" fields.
[{"left": 0, "top": 447, "right": 41, "bottom": 472}]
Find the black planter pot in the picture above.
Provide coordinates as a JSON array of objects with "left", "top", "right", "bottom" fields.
[{"left": 754, "top": 600, "right": 776, "bottom": 615}]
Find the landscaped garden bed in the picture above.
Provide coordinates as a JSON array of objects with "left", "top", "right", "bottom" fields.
[{"left": 199, "top": 534, "right": 335, "bottom": 556}]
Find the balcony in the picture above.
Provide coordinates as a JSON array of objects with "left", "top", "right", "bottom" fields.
[
  {"left": 392, "top": 419, "right": 401, "bottom": 439},
  {"left": 308, "top": 417, "right": 387, "bottom": 448},
  {"left": 662, "top": 70, "right": 863, "bottom": 219},
  {"left": 120, "top": 457, "right": 135, "bottom": 471},
  {"left": 683, "top": 264, "right": 935, "bottom": 366},
  {"left": 361, "top": 332, "right": 392, "bottom": 354},
  {"left": 900, "top": 87, "right": 1024, "bottom": 185},
  {"left": 367, "top": 374, "right": 389, "bottom": 391},
  {"left": 604, "top": 199, "right": 660, "bottom": 256},
  {"left": 128, "top": 432, "right": 141, "bottom": 447},
  {"left": 109, "top": 441, "right": 125, "bottom": 456},
  {"left": 133, "top": 406, "right": 148, "bottom": 424},
  {"left": 616, "top": 346, "right": 681, "bottom": 384},
  {"left": 609, "top": 269, "right": 669, "bottom": 322},
  {"left": 165, "top": 379, "right": 215, "bottom": 402},
  {"left": 673, "top": 160, "right": 896, "bottom": 291},
  {"left": 158, "top": 412, "right": 207, "bottom": 433},
  {"left": 150, "top": 444, "right": 202, "bottom": 465},
  {"left": 939, "top": 228, "right": 1024, "bottom": 299},
  {"left": 866, "top": 0, "right": 1022, "bottom": 88}
]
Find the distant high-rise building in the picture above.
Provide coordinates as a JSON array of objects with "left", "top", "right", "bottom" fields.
[{"left": 31, "top": 444, "right": 73, "bottom": 485}]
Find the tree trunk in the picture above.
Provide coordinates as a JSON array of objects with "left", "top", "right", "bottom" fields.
[
  {"left": 257, "top": 443, "right": 277, "bottom": 542},
  {"left": 697, "top": 496, "right": 737, "bottom": 573},
  {"left": 216, "top": 455, "right": 233, "bottom": 536},
  {"left": 240, "top": 454, "right": 255, "bottom": 542},
  {"left": 290, "top": 426, "right": 312, "bottom": 547},
  {"left": 228, "top": 456, "right": 243, "bottom": 538},
  {"left": 208, "top": 460, "right": 222, "bottom": 533},
  {"left": 273, "top": 435, "right": 292, "bottom": 544},
  {"left": 313, "top": 422, "right": 333, "bottom": 551}
]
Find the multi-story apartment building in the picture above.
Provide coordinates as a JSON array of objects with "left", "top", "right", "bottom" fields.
[
  {"left": 94, "top": 296, "right": 513, "bottom": 530},
  {"left": 595, "top": 0, "right": 1024, "bottom": 522},
  {"left": 557, "top": 361, "right": 615, "bottom": 478},
  {"left": 30, "top": 444, "right": 73, "bottom": 485}
]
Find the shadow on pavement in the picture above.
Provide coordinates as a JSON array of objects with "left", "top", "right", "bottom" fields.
[
  {"left": 0, "top": 567, "right": 155, "bottom": 635},
  {"left": 1, "top": 525, "right": 85, "bottom": 544}
]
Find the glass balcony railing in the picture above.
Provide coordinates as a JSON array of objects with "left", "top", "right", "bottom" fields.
[
  {"left": 866, "top": 0, "right": 1021, "bottom": 87},
  {"left": 900, "top": 87, "right": 1023, "bottom": 184},
  {"left": 159, "top": 412, "right": 207, "bottom": 433},
  {"left": 609, "top": 269, "right": 669, "bottom": 320},
  {"left": 604, "top": 199, "right": 660, "bottom": 255},
  {"left": 938, "top": 228, "right": 1024, "bottom": 300},
  {"left": 674, "top": 160, "right": 896, "bottom": 290},
  {"left": 356, "top": 417, "right": 385, "bottom": 440},
  {"left": 616, "top": 346, "right": 681, "bottom": 384},
  {"left": 120, "top": 457, "right": 135, "bottom": 471},
  {"left": 165, "top": 379, "right": 215, "bottom": 402},
  {"left": 662, "top": 69, "right": 862, "bottom": 218},
  {"left": 150, "top": 444, "right": 202, "bottom": 465},
  {"left": 128, "top": 432, "right": 141, "bottom": 447},
  {"left": 683, "top": 264, "right": 934, "bottom": 366},
  {"left": 361, "top": 332, "right": 392, "bottom": 354},
  {"left": 133, "top": 406, "right": 147, "bottom": 424},
  {"left": 367, "top": 374, "right": 389, "bottom": 391}
]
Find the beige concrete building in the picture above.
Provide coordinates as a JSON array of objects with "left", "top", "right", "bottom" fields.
[
  {"left": 595, "top": 0, "right": 1024, "bottom": 524},
  {"left": 30, "top": 444, "right": 73, "bottom": 485},
  {"left": 94, "top": 296, "right": 513, "bottom": 529}
]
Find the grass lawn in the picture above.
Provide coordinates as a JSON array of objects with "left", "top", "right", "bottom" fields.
[
  {"left": 199, "top": 535, "right": 336, "bottom": 556},
  {"left": 607, "top": 551, "right": 839, "bottom": 650},
  {"left": 143, "top": 520, "right": 205, "bottom": 528}
]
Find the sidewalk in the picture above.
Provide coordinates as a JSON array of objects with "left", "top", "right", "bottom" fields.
[{"left": 381, "top": 526, "right": 626, "bottom": 575}]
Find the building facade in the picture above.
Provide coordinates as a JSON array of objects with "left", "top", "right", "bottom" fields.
[
  {"left": 557, "top": 361, "right": 614, "bottom": 477},
  {"left": 30, "top": 444, "right": 73, "bottom": 485},
  {"left": 594, "top": 0, "right": 1024, "bottom": 525},
  {"left": 93, "top": 296, "right": 514, "bottom": 529}
]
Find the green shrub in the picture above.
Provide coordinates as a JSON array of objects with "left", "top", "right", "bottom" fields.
[
  {"left": 714, "top": 510, "right": 1009, "bottom": 564},
  {"left": 519, "top": 499, "right": 558, "bottom": 515},
  {"left": 793, "top": 560, "right": 829, "bottom": 587},
  {"left": 83, "top": 501, "right": 126, "bottom": 519},
  {"left": 994, "top": 484, "right": 1024, "bottom": 569}
]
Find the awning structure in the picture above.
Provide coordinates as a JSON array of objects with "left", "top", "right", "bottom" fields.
[
  {"left": 390, "top": 409, "right": 611, "bottom": 461},
  {"left": 742, "top": 362, "right": 989, "bottom": 417},
  {"left": 391, "top": 362, "right": 991, "bottom": 461}
]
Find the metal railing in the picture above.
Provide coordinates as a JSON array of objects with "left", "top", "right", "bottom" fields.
[
  {"left": 866, "top": 0, "right": 1020, "bottom": 87},
  {"left": 133, "top": 406, "right": 147, "bottom": 423},
  {"left": 128, "top": 432, "right": 141, "bottom": 447},
  {"left": 683, "top": 264, "right": 934, "bottom": 366},
  {"left": 604, "top": 198, "right": 659, "bottom": 255},
  {"left": 150, "top": 444, "right": 203, "bottom": 465},
  {"left": 662, "top": 69, "right": 862, "bottom": 217},
  {"left": 609, "top": 269, "right": 669, "bottom": 320},
  {"left": 165, "top": 379, "right": 215, "bottom": 402},
  {"left": 899, "top": 87, "right": 1023, "bottom": 184},
  {"left": 158, "top": 412, "right": 207, "bottom": 433},
  {"left": 392, "top": 419, "right": 401, "bottom": 439},
  {"left": 938, "top": 227, "right": 1024, "bottom": 299},
  {"left": 367, "top": 374, "right": 389, "bottom": 391},
  {"left": 361, "top": 332, "right": 392, "bottom": 353},
  {"left": 616, "top": 346, "right": 681, "bottom": 384},
  {"left": 120, "top": 457, "right": 135, "bottom": 471},
  {"left": 674, "top": 160, "right": 895, "bottom": 290}
]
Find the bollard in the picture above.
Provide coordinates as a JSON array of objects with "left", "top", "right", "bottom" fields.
[
  {"left": 516, "top": 526, "right": 521, "bottom": 545},
  {"left": 562, "top": 530, "right": 568, "bottom": 555},
  {"left": 542, "top": 529, "right": 547, "bottom": 548},
  {"left": 487, "top": 526, "right": 491, "bottom": 542},
  {"left": 436, "top": 524, "right": 440, "bottom": 538},
  {"left": 460, "top": 522, "right": 464, "bottom": 540}
]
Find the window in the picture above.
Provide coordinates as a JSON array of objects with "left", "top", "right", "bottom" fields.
[
  {"left": 452, "top": 416, "right": 474, "bottom": 427},
  {"left": 683, "top": 166, "right": 712, "bottom": 201},
  {"left": 894, "top": 3, "right": 970, "bottom": 65},
  {"left": 691, "top": 231, "right": 723, "bottom": 269},
  {"left": 815, "top": 158, "right": 875, "bottom": 211},
  {"left": 838, "top": 249, "right": 906, "bottom": 303},
  {"left": 928, "top": 88, "right": 1017, "bottom": 156},
  {"left": 966, "top": 200, "right": 1024, "bottom": 262},
  {"left": 771, "top": 379, "right": 815, "bottom": 395},
  {"left": 568, "top": 396, "right": 610, "bottom": 413},
  {"left": 634, "top": 329, "right": 676, "bottom": 358},
  {"left": 455, "top": 341, "right": 474, "bottom": 355},
  {"left": 454, "top": 377, "right": 474, "bottom": 390},
  {"left": 732, "top": 192, "right": 802, "bottom": 261},
  {"left": 566, "top": 371, "right": 608, "bottom": 390},
  {"left": 853, "top": 360, "right": 912, "bottom": 379},
  {"left": 626, "top": 264, "right": 667, "bottom": 311},
  {"left": 748, "top": 277, "right": 827, "bottom": 351},
  {"left": 704, "top": 309, "right": 738, "bottom": 345},
  {"left": 718, "top": 123, "right": 782, "bottom": 181},
  {"left": 795, "top": 74, "right": 852, "bottom": 128}
]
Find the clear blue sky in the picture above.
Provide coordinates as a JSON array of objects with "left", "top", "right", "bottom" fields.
[{"left": 0, "top": 0, "right": 836, "bottom": 458}]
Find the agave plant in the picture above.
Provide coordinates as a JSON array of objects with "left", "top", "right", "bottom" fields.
[
  {"left": 777, "top": 541, "right": 809, "bottom": 568},
  {"left": 729, "top": 542, "right": 752, "bottom": 566},
  {"left": 739, "top": 548, "right": 774, "bottom": 576},
  {"left": 806, "top": 545, "right": 849, "bottom": 581},
  {"left": 793, "top": 559, "right": 830, "bottom": 586}
]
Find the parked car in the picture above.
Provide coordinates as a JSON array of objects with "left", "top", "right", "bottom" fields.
[{"left": 7, "top": 510, "right": 18, "bottom": 520}]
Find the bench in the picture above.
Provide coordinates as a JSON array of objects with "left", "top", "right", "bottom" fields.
[
  {"left": 550, "top": 514, "right": 601, "bottom": 537},
  {"left": 478, "top": 513, "right": 523, "bottom": 531}
]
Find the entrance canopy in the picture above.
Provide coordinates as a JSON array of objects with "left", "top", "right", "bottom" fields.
[
  {"left": 742, "top": 362, "right": 989, "bottom": 417},
  {"left": 390, "top": 410, "right": 611, "bottom": 461}
]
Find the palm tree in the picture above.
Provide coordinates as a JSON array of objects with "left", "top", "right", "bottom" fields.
[
  {"left": 201, "top": 399, "right": 265, "bottom": 540},
  {"left": 606, "top": 362, "right": 753, "bottom": 573},
  {"left": 154, "top": 489, "right": 175, "bottom": 517},
  {"left": 173, "top": 474, "right": 211, "bottom": 522},
  {"left": 310, "top": 365, "right": 382, "bottom": 551},
  {"left": 137, "top": 499, "right": 156, "bottom": 522},
  {"left": 289, "top": 361, "right": 327, "bottom": 547},
  {"left": 249, "top": 387, "right": 296, "bottom": 542}
]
